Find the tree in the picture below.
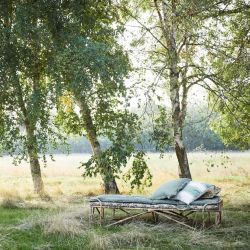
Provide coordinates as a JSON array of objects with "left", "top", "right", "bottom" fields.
[
  {"left": 118, "top": 0, "right": 250, "bottom": 178},
  {"left": 119, "top": 0, "right": 204, "bottom": 178},
  {"left": 205, "top": 2, "right": 250, "bottom": 149},
  {"left": 0, "top": 0, "right": 60, "bottom": 195},
  {"left": 45, "top": 1, "right": 151, "bottom": 193}
]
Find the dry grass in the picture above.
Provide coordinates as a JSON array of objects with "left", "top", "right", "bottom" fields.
[
  {"left": 0, "top": 197, "right": 22, "bottom": 209},
  {"left": 37, "top": 210, "right": 156, "bottom": 250},
  {"left": 88, "top": 227, "right": 155, "bottom": 250},
  {"left": 0, "top": 152, "right": 249, "bottom": 203},
  {"left": 0, "top": 152, "right": 249, "bottom": 249},
  {"left": 1, "top": 197, "right": 249, "bottom": 249},
  {"left": 41, "top": 208, "right": 89, "bottom": 237}
]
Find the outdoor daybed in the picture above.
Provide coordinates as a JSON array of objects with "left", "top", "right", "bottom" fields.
[{"left": 89, "top": 194, "right": 223, "bottom": 229}]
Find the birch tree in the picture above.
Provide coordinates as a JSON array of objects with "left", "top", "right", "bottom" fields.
[
  {"left": 119, "top": 0, "right": 249, "bottom": 178},
  {"left": 46, "top": 0, "right": 151, "bottom": 193},
  {"left": 0, "top": 0, "right": 60, "bottom": 195}
]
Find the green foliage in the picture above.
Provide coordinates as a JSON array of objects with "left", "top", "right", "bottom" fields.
[
  {"left": 81, "top": 111, "right": 152, "bottom": 189},
  {"left": 207, "top": 5, "right": 250, "bottom": 149},
  {"left": 151, "top": 107, "right": 173, "bottom": 152},
  {"left": 211, "top": 103, "right": 250, "bottom": 149},
  {"left": 204, "top": 151, "right": 232, "bottom": 172},
  {"left": 183, "top": 105, "right": 226, "bottom": 151},
  {"left": 0, "top": 0, "right": 63, "bottom": 164},
  {"left": 44, "top": 0, "right": 152, "bottom": 189},
  {"left": 54, "top": 36, "right": 130, "bottom": 100},
  {"left": 124, "top": 0, "right": 250, "bottom": 154},
  {"left": 123, "top": 152, "right": 152, "bottom": 190},
  {"left": 55, "top": 94, "right": 84, "bottom": 136}
]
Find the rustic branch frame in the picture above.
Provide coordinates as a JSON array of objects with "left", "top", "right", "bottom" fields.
[{"left": 89, "top": 199, "right": 223, "bottom": 229}]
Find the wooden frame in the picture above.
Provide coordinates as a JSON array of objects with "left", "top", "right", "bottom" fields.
[{"left": 89, "top": 199, "right": 223, "bottom": 229}]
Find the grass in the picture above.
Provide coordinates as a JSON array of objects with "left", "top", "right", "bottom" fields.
[
  {"left": 0, "top": 152, "right": 249, "bottom": 249},
  {"left": 0, "top": 204, "right": 249, "bottom": 249}
]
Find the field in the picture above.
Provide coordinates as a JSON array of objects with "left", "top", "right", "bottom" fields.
[{"left": 0, "top": 152, "right": 249, "bottom": 249}]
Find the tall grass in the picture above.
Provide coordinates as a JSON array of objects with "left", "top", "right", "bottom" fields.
[
  {"left": 0, "top": 152, "right": 249, "bottom": 202},
  {"left": 0, "top": 150, "right": 249, "bottom": 250}
]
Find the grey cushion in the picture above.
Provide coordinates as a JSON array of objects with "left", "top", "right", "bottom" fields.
[
  {"left": 150, "top": 178, "right": 191, "bottom": 200},
  {"left": 201, "top": 185, "right": 221, "bottom": 198},
  {"left": 89, "top": 194, "right": 220, "bottom": 206},
  {"left": 90, "top": 195, "right": 154, "bottom": 204}
]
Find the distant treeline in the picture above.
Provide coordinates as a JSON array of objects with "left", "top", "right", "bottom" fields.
[
  {"left": 2, "top": 105, "right": 235, "bottom": 156},
  {"left": 51, "top": 128, "right": 228, "bottom": 154},
  {"left": 49, "top": 105, "right": 237, "bottom": 154}
]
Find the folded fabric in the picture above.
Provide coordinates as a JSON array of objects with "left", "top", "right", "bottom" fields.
[
  {"left": 150, "top": 178, "right": 191, "bottom": 200},
  {"left": 201, "top": 185, "right": 221, "bottom": 198},
  {"left": 175, "top": 181, "right": 212, "bottom": 205}
]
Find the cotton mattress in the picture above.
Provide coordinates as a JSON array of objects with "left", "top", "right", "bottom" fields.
[{"left": 89, "top": 194, "right": 221, "bottom": 210}]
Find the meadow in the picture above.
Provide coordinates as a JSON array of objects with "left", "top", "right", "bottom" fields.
[{"left": 0, "top": 152, "right": 249, "bottom": 249}]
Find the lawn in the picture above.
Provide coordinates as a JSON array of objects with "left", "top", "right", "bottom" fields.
[{"left": 0, "top": 152, "right": 249, "bottom": 249}]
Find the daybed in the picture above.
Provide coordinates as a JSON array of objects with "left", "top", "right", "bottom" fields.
[{"left": 89, "top": 194, "right": 223, "bottom": 228}]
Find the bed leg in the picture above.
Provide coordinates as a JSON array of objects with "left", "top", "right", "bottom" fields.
[
  {"left": 152, "top": 211, "right": 159, "bottom": 223},
  {"left": 202, "top": 212, "right": 205, "bottom": 229},
  {"left": 89, "top": 207, "right": 94, "bottom": 224},
  {"left": 215, "top": 201, "right": 223, "bottom": 226},
  {"left": 215, "top": 211, "right": 222, "bottom": 225},
  {"left": 99, "top": 213, "right": 101, "bottom": 225},
  {"left": 99, "top": 208, "right": 104, "bottom": 225},
  {"left": 101, "top": 208, "right": 104, "bottom": 221}
]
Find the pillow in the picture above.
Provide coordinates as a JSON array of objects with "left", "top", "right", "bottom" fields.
[
  {"left": 150, "top": 178, "right": 191, "bottom": 200},
  {"left": 201, "top": 185, "right": 221, "bottom": 198},
  {"left": 175, "top": 181, "right": 211, "bottom": 204}
]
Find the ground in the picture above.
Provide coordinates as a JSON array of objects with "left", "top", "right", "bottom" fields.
[{"left": 0, "top": 152, "right": 249, "bottom": 249}]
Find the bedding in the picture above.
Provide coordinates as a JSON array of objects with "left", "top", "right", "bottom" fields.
[
  {"left": 174, "top": 181, "right": 213, "bottom": 204},
  {"left": 150, "top": 178, "right": 191, "bottom": 200},
  {"left": 90, "top": 194, "right": 220, "bottom": 206},
  {"left": 201, "top": 185, "right": 221, "bottom": 198}
]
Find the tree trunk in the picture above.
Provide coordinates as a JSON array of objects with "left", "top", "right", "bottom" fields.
[
  {"left": 29, "top": 150, "right": 44, "bottom": 195},
  {"left": 26, "top": 125, "right": 45, "bottom": 195},
  {"left": 77, "top": 99, "right": 119, "bottom": 194},
  {"left": 91, "top": 138, "right": 120, "bottom": 194},
  {"left": 155, "top": 0, "right": 192, "bottom": 179},
  {"left": 174, "top": 134, "right": 192, "bottom": 179},
  {"left": 3, "top": 4, "right": 45, "bottom": 195},
  {"left": 103, "top": 173, "right": 120, "bottom": 194},
  {"left": 15, "top": 77, "right": 45, "bottom": 195}
]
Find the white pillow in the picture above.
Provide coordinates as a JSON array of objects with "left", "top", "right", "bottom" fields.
[{"left": 175, "top": 181, "right": 210, "bottom": 205}]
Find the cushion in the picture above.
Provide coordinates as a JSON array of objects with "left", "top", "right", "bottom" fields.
[
  {"left": 89, "top": 194, "right": 221, "bottom": 206},
  {"left": 150, "top": 178, "right": 191, "bottom": 200},
  {"left": 175, "top": 181, "right": 212, "bottom": 204},
  {"left": 90, "top": 195, "right": 153, "bottom": 204},
  {"left": 201, "top": 185, "right": 221, "bottom": 198}
]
